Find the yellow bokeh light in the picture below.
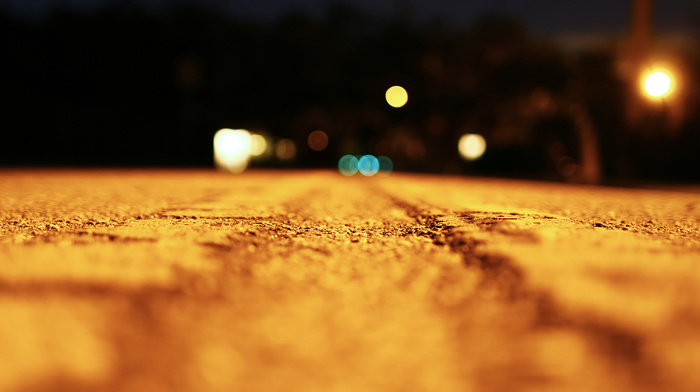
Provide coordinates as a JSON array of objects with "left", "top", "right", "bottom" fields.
[
  {"left": 644, "top": 71, "right": 672, "bottom": 97},
  {"left": 275, "top": 139, "right": 297, "bottom": 161},
  {"left": 385, "top": 86, "right": 408, "bottom": 108},
  {"left": 458, "top": 134, "right": 486, "bottom": 161},
  {"left": 250, "top": 134, "right": 267, "bottom": 156},
  {"left": 213, "top": 129, "right": 252, "bottom": 173}
]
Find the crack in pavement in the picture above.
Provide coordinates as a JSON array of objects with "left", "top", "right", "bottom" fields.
[{"left": 384, "top": 192, "right": 661, "bottom": 390}]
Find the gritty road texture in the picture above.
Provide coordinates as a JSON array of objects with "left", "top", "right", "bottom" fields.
[{"left": 1, "top": 169, "right": 699, "bottom": 392}]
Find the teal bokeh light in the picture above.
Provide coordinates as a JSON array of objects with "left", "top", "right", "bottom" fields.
[
  {"left": 338, "top": 155, "right": 359, "bottom": 176},
  {"left": 358, "top": 155, "right": 380, "bottom": 176},
  {"left": 377, "top": 155, "right": 393, "bottom": 174}
]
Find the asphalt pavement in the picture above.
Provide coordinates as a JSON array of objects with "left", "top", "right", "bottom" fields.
[{"left": 1, "top": 169, "right": 699, "bottom": 392}]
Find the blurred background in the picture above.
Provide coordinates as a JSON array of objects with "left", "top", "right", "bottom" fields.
[{"left": 1, "top": 0, "right": 698, "bottom": 183}]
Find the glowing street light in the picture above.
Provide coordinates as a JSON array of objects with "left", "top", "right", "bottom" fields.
[
  {"left": 644, "top": 71, "right": 672, "bottom": 98},
  {"left": 385, "top": 86, "right": 408, "bottom": 108},
  {"left": 641, "top": 67, "right": 677, "bottom": 100}
]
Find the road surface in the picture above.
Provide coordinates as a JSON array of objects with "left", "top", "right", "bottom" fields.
[{"left": 1, "top": 169, "right": 699, "bottom": 392}]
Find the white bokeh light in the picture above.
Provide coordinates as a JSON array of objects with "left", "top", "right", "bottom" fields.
[
  {"left": 458, "top": 134, "right": 487, "bottom": 161},
  {"left": 214, "top": 128, "right": 252, "bottom": 173},
  {"left": 644, "top": 71, "right": 672, "bottom": 97}
]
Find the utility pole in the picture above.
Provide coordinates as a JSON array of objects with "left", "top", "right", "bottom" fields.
[
  {"left": 629, "top": 0, "right": 653, "bottom": 67},
  {"left": 626, "top": 0, "right": 653, "bottom": 125},
  {"left": 614, "top": 0, "right": 654, "bottom": 178}
]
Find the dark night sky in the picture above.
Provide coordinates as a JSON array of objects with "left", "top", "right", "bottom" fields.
[
  {"left": 2, "top": 0, "right": 699, "bottom": 177},
  {"left": 2, "top": 0, "right": 697, "bottom": 36}
]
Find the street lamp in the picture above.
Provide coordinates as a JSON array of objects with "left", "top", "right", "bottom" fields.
[
  {"left": 636, "top": 64, "right": 686, "bottom": 136},
  {"left": 641, "top": 68, "right": 676, "bottom": 100}
]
